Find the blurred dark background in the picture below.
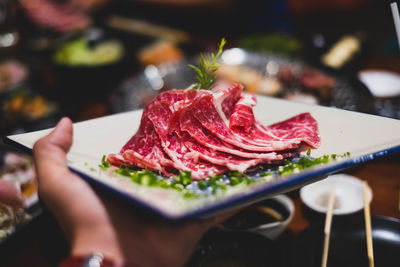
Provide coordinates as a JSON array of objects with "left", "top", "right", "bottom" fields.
[
  {"left": 1, "top": 0, "right": 400, "bottom": 266},
  {"left": 0, "top": 0, "right": 399, "bottom": 134}
]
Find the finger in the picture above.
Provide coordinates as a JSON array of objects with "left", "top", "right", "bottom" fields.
[
  {"left": 0, "top": 180, "right": 24, "bottom": 208},
  {"left": 33, "top": 117, "right": 73, "bottom": 185}
]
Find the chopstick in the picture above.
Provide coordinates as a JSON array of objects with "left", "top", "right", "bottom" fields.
[
  {"left": 363, "top": 181, "right": 374, "bottom": 267},
  {"left": 321, "top": 186, "right": 335, "bottom": 267},
  {"left": 391, "top": 2, "right": 400, "bottom": 49},
  {"left": 106, "top": 15, "right": 191, "bottom": 43}
]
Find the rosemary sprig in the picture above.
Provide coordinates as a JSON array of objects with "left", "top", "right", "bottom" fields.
[{"left": 189, "top": 38, "right": 226, "bottom": 90}]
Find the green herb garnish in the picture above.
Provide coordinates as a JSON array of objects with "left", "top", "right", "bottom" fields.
[
  {"left": 99, "top": 155, "right": 111, "bottom": 170},
  {"left": 182, "top": 191, "right": 200, "bottom": 199},
  {"left": 100, "top": 151, "right": 350, "bottom": 199},
  {"left": 189, "top": 38, "right": 226, "bottom": 90},
  {"left": 174, "top": 170, "right": 192, "bottom": 186},
  {"left": 132, "top": 170, "right": 159, "bottom": 186},
  {"left": 276, "top": 152, "right": 351, "bottom": 176},
  {"left": 115, "top": 165, "right": 133, "bottom": 177}
]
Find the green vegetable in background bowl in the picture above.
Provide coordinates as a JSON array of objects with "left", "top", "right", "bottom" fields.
[
  {"left": 239, "top": 33, "right": 301, "bottom": 57},
  {"left": 54, "top": 38, "right": 124, "bottom": 66}
]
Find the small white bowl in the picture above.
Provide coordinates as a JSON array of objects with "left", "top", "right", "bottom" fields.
[
  {"left": 220, "top": 194, "right": 294, "bottom": 240},
  {"left": 300, "top": 174, "right": 372, "bottom": 215}
]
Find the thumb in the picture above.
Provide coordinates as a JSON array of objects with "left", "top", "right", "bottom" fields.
[{"left": 33, "top": 117, "right": 73, "bottom": 186}]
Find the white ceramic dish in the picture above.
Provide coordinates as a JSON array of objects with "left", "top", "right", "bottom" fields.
[
  {"left": 4, "top": 95, "right": 400, "bottom": 220},
  {"left": 300, "top": 173, "right": 372, "bottom": 215},
  {"left": 358, "top": 70, "right": 400, "bottom": 98},
  {"left": 220, "top": 194, "right": 294, "bottom": 240},
  {"left": 254, "top": 195, "right": 294, "bottom": 239}
]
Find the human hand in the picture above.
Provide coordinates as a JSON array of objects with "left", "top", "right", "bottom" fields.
[{"left": 33, "top": 117, "right": 233, "bottom": 266}]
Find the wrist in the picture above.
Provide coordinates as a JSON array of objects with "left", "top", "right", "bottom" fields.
[
  {"left": 60, "top": 252, "right": 125, "bottom": 267},
  {"left": 70, "top": 225, "right": 124, "bottom": 264}
]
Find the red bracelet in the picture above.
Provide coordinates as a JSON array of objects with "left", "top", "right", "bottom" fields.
[{"left": 59, "top": 252, "right": 125, "bottom": 267}]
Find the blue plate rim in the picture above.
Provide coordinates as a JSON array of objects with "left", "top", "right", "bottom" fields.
[{"left": 4, "top": 135, "right": 400, "bottom": 222}]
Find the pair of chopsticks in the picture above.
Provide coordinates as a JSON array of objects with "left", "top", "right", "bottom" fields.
[{"left": 321, "top": 182, "right": 374, "bottom": 267}]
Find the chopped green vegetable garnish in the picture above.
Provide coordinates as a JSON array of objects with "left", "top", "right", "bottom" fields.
[
  {"left": 132, "top": 170, "right": 159, "bottom": 186},
  {"left": 276, "top": 152, "right": 351, "bottom": 176},
  {"left": 172, "top": 182, "right": 184, "bottom": 192},
  {"left": 197, "top": 180, "right": 207, "bottom": 190},
  {"left": 115, "top": 167, "right": 132, "bottom": 177},
  {"left": 99, "top": 155, "right": 111, "bottom": 170},
  {"left": 189, "top": 38, "right": 226, "bottom": 90},
  {"left": 174, "top": 170, "right": 192, "bottom": 186},
  {"left": 102, "top": 151, "right": 351, "bottom": 198},
  {"left": 182, "top": 190, "right": 200, "bottom": 199}
]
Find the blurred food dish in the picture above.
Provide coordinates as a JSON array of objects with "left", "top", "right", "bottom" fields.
[
  {"left": 137, "top": 40, "right": 184, "bottom": 66},
  {"left": 54, "top": 37, "right": 124, "bottom": 67},
  {"left": 220, "top": 195, "right": 294, "bottom": 240},
  {"left": 50, "top": 33, "right": 129, "bottom": 103},
  {"left": 238, "top": 33, "right": 302, "bottom": 57},
  {"left": 3, "top": 87, "right": 57, "bottom": 121},
  {"left": 0, "top": 152, "right": 38, "bottom": 242},
  {"left": 300, "top": 174, "right": 372, "bottom": 215},
  {"left": 0, "top": 205, "right": 28, "bottom": 242},
  {"left": 19, "top": 0, "right": 91, "bottom": 33},
  {"left": 0, "top": 152, "right": 38, "bottom": 207},
  {"left": 216, "top": 63, "right": 336, "bottom": 102},
  {"left": 0, "top": 61, "right": 28, "bottom": 94},
  {"left": 216, "top": 64, "right": 282, "bottom": 96},
  {"left": 111, "top": 49, "right": 372, "bottom": 113}
]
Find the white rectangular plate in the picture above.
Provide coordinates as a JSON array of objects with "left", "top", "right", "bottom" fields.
[{"left": 5, "top": 96, "right": 400, "bottom": 220}]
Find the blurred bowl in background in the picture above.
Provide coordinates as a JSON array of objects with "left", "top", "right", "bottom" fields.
[
  {"left": 49, "top": 33, "right": 130, "bottom": 104},
  {"left": 300, "top": 173, "right": 372, "bottom": 215},
  {"left": 220, "top": 194, "right": 294, "bottom": 240}
]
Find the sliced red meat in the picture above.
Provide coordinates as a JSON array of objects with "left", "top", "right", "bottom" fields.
[
  {"left": 229, "top": 94, "right": 320, "bottom": 148},
  {"left": 263, "top": 112, "right": 321, "bottom": 148},
  {"left": 192, "top": 94, "right": 300, "bottom": 151},
  {"left": 229, "top": 93, "right": 257, "bottom": 133},
  {"left": 152, "top": 89, "right": 207, "bottom": 112},
  {"left": 177, "top": 130, "right": 295, "bottom": 173},
  {"left": 180, "top": 106, "right": 296, "bottom": 159},
  {"left": 108, "top": 83, "right": 320, "bottom": 180},
  {"left": 146, "top": 101, "right": 226, "bottom": 180},
  {"left": 107, "top": 109, "right": 177, "bottom": 176},
  {"left": 212, "top": 83, "right": 243, "bottom": 119}
]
